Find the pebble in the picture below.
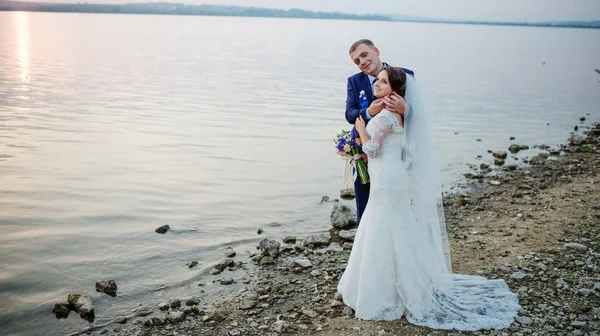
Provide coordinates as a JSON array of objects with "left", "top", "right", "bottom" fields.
[
  {"left": 515, "top": 316, "right": 533, "bottom": 325},
  {"left": 511, "top": 272, "right": 528, "bottom": 282},
  {"left": 564, "top": 243, "right": 588, "bottom": 251}
]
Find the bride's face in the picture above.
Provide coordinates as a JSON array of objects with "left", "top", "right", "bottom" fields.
[{"left": 373, "top": 70, "right": 392, "bottom": 98}]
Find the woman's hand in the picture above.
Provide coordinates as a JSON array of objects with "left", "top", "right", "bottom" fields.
[{"left": 356, "top": 115, "right": 366, "bottom": 131}]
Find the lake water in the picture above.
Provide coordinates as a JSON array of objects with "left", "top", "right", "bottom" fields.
[{"left": 0, "top": 11, "right": 598, "bottom": 336}]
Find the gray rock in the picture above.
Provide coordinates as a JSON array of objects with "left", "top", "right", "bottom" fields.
[
  {"left": 186, "top": 261, "right": 198, "bottom": 268},
  {"left": 186, "top": 297, "right": 200, "bottom": 306},
  {"left": 238, "top": 299, "right": 256, "bottom": 310},
  {"left": 326, "top": 243, "right": 344, "bottom": 253},
  {"left": 219, "top": 277, "right": 235, "bottom": 285},
  {"left": 508, "top": 144, "right": 520, "bottom": 153},
  {"left": 282, "top": 236, "right": 297, "bottom": 244},
  {"left": 133, "top": 306, "right": 153, "bottom": 317},
  {"left": 302, "top": 310, "right": 318, "bottom": 318},
  {"left": 222, "top": 247, "right": 236, "bottom": 258},
  {"left": 215, "top": 258, "right": 235, "bottom": 271},
  {"left": 537, "top": 263, "right": 547, "bottom": 271},
  {"left": 169, "top": 299, "right": 181, "bottom": 308},
  {"left": 260, "top": 256, "right": 275, "bottom": 265},
  {"left": 511, "top": 272, "right": 528, "bottom": 282},
  {"left": 304, "top": 234, "right": 331, "bottom": 248},
  {"left": 330, "top": 300, "right": 344, "bottom": 307},
  {"left": 151, "top": 317, "right": 165, "bottom": 326},
  {"left": 115, "top": 316, "right": 127, "bottom": 324},
  {"left": 515, "top": 316, "right": 533, "bottom": 325},
  {"left": 331, "top": 203, "right": 357, "bottom": 229},
  {"left": 480, "top": 163, "right": 490, "bottom": 170},
  {"left": 167, "top": 311, "right": 185, "bottom": 323},
  {"left": 158, "top": 302, "right": 169, "bottom": 311},
  {"left": 67, "top": 294, "right": 94, "bottom": 316},
  {"left": 578, "top": 288, "right": 594, "bottom": 297},
  {"left": 489, "top": 180, "right": 501, "bottom": 186},
  {"left": 293, "top": 258, "right": 312, "bottom": 268},
  {"left": 95, "top": 280, "right": 118, "bottom": 295},
  {"left": 257, "top": 228, "right": 263, "bottom": 235},
  {"left": 259, "top": 239, "right": 280, "bottom": 257},
  {"left": 342, "top": 306, "right": 355, "bottom": 317},
  {"left": 52, "top": 303, "right": 70, "bottom": 318},
  {"left": 571, "top": 321, "right": 586, "bottom": 329},
  {"left": 564, "top": 243, "right": 588, "bottom": 252},
  {"left": 339, "top": 229, "right": 357, "bottom": 242},
  {"left": 155, "top": 225, "right": 170, "bottom": 234},
  {"left": 493, "top": 151, "right": 508, "bottom": 159}
]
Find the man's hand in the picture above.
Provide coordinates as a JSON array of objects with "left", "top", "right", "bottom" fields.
[
  {"left": 367, "top": 98, "right": 385, "bottom": 117},
  {"left": 383, "top": 93, "right": 407, "bottom": 116},
  {"left": 359, "top": 153, "right": 368, "bottom": 164}
]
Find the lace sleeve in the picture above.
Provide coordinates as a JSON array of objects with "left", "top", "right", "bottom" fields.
[{"left": 362, "top": 114, "right": 394, "bottom": 158}]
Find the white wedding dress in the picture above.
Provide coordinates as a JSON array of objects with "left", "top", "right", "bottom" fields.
[{"left": 337, "top": 109, "right": 520, "bottom": 330}]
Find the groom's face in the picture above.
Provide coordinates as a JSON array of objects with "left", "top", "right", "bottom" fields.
[{"left": 350, "top": 43, "right": 381, "bottom": 76}]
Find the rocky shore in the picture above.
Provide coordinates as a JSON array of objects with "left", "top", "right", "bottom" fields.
[{"left": 88, "top": 122, "right": 599, "bottom": 336}]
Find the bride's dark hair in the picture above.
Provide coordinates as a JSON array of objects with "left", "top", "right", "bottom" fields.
[{"left": 383, "top": 66, "right": 407, "bottom": 98}]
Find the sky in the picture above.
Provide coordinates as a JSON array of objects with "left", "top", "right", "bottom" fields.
[{"left": 24, "top": 0, "right": 600, "bottom": 21}]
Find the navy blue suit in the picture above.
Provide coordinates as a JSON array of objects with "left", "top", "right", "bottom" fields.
[{"left": 345, "top": 65, "right": 414, "bottom": 224}]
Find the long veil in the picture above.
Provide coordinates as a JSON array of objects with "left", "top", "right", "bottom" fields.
[{"left": 403, "top": 74, "right": 452, "bottom": 274}]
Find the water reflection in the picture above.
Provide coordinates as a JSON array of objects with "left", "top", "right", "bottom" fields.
[{"left": 15, "top": 11, "right": 31, "bottom": 88}]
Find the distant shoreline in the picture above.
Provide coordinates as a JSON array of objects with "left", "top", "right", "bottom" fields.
[{"left": 1, "top": 1, "right": 599, "bottom": 29}]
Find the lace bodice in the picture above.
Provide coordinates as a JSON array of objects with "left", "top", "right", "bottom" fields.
[{"left": 362, "top": 110, "right": 404, "bottom": 159}]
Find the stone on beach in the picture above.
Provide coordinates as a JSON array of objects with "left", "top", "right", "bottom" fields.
[
  {"left": 564, "top": 242, "right": 588, "bottom": 251},
  {"left": 331, "top": 203, "right": 357, "bottom": 229},
  {"left": 293, "top": 258, "right": 313, "bottom": 268},
  {"left": 133, "top": 305, "right": 153, "bottom": 317},
  {"left": 304, "top": 234, "right": 331, "bottom": 248},
  {"left": 493, "top": 151, "right": 508, "bottom": 159},
  {"left": 508, "top": 144, "right": 520, "bottom": 153},
  {"left": 67, "top": 294, "right": 95, "bottom": 317},
  {"left": 95, "top": 279, "right": 118, "bottom": 296},
  {"left": 52, "top": 303, "right": 70, "bottom": 319},
  {"left": 259, "top": 239, "right": 280, "bottom": 258},
  {"left": 222, "top": 246, "right": 236, "bottom": 257},
  {"left": 339, "top": 229, "right": 357, "bottom": 242},
  {"left": 155, "top": 225, "right": 170, "bottom": 234},
  {"left": 215, "top": 258, "right": 235, "bottom": 271}
]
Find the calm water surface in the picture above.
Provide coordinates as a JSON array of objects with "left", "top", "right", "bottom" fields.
[{"left": 0, "top": 12, "right": 599, "bottom": 335}]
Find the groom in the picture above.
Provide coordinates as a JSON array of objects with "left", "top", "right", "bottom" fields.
[{"left": 346, "top": 39, "right": 413, "bottom": 224}]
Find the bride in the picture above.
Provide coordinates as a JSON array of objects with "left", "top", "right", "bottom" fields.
[{"left": 337, "top": 66, "right": 520, "bottom": 330}]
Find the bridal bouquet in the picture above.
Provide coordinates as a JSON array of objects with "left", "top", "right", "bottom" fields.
[{"left": 335, "top": 129, "right": 370, "bottom": 185}]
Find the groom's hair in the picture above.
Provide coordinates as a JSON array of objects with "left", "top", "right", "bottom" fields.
[
  {"left": 384, "top": 66, "right": 407, "bottom": 98},
  {"left": 349, "top": 39, "right": 375, "bottom": 54}
]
